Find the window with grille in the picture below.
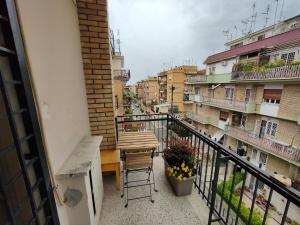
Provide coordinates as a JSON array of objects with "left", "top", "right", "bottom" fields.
[{"left": 0, "top": 1, "right": 59, "bottom": 225}]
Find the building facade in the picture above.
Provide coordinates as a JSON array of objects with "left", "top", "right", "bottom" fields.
[
  {"left": 109, "top": 29, "right": 130, "bottom": 116},
  {"left": 186, "top": 27, "right": 300, "bottom": 188}
]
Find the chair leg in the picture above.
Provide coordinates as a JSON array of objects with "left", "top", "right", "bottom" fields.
[
  {"left": 121, "top": 168, "right": 125, "bottom": 198},
  {"left": 125, "top": 170, "right": 129, "bottom": 208},
  {"left": 149, "top": 170, "right": 154, "bottom": 203},
  {"left": 152, "top": 167, "right": 158, "bottom": 192}
]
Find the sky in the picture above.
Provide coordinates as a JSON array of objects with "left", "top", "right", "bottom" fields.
[{"left": 108, "top": 0, "right": 300, "bottom": 84}]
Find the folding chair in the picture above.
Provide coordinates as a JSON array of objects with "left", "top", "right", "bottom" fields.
[{"left": 120, "top": 148, "right": 157, "bottom": 207}]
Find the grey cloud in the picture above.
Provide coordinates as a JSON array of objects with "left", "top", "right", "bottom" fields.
[{"left": 108, "top": 0, "right": 300, "bottom": 84}]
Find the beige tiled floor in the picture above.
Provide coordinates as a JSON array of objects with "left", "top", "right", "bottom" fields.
[{"left": 98, "top": 157, "right": 209, "bottom": 225}]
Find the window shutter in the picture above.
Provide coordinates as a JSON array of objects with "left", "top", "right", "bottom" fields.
[
  {"left": 219, "top": 111, "right": 229, "bottom": 121},
  {"left": 263, "top": 89, "right": 282, "bottom": 100}
]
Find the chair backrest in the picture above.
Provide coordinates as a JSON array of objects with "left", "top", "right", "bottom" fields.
[{"left": 124, "top": 149, "right": 153, "bottom": 170}]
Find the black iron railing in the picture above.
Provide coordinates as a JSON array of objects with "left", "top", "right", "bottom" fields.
[{"left": 115, "top": 114, "right": 300, "bottom": 225}]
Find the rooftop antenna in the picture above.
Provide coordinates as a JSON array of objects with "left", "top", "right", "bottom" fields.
[
  {"left": 262, "top": 4, "right": 271, "bottom": 27},
  {"left": 116, "top": 29, "right": 121, "bottom": 53},
  {"left": 234, "top": 25, "right": 238, "bottom": 38},
  {"left": 249, "top": 3, "right": 257, "bottom": 33},
  {"left": 241, "top": 18, "right": 250, "bottom": 35},
  {"left": 223, "top": 30, "right": 230, "bottom": 40},
  {"left": 273, "top": 0, "right": 279, "bottom": 25},
  {"left": 279, "top": 0, "right": 285, "bottom": 22}
]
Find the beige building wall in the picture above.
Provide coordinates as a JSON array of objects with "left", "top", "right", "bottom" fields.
[
  {"left": 113, "top": 79, "right": 124, "bottom": 116},
  {"left": 15, "top": 0, "right": 93, "bottom": 224},
  {"left": 167, "top": 71, "right": 186, "bottom": 111},
  {"left": 279, "top": 84, "right": 300, "bottom": 121}
]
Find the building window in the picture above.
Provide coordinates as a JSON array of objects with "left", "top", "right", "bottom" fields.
[
  {"left": 263, "top": 89, "right": 282, "bottom": 104},
  {"left": 281, "top": 52, "right": 295, "bottom": 64},
  {"left": 230, "top": 42, "right": 243, "bottom": 49},
  {"left": 209, "top": 66, "right": 216, "bottom": 75},
  {"left": 225, "top": 87, "right": 234, "bottom": 100},
  {"left": 195, "top": 87, "right": 200, "bottom": 95},
  {"left": 251, "top": 149, "right": 258, "bottom": 161},
  {"left": 219, "top": 111, "right": 229, "bottom": 122},
  {"left": 257, "top": 34, "right": 265, "bottom": 41},
  {"left": 265, "top": 121, "right": 278, "bottom": 137}
]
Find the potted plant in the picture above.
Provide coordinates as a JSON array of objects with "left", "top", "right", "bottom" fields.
[{"left": 163, "top": 140, "right": 196, "bottom": 196}]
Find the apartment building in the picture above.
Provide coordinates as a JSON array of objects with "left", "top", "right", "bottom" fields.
[
  {"left": 109, "top": 30, "right": 130, "bottom": 116},
  {"left": 186, "top": 26, "right": 300, "bottom": 188},
  {"left": 226, "top": 15, "right": 300, "bottom": 49},
  {"left": 158, "top": 71, "right": 167, "bottom": 104},
  {"left": 166, "top": 65, "right": 198, "bottom": 112},
  {"left": 142, "top": 76, "right": 159, "bottom": 111}
]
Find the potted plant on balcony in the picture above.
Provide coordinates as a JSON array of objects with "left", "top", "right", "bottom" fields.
[{"left": 163, "top": 140, "right": 196, "bottom": 196}]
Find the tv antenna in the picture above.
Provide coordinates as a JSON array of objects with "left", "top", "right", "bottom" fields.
[
  {"left": 234, "top": 25, "right": 238, "bottom": 38},
  {"left": 116, "top": 29, "right": 121, "bottom": 53},
  {"left": 273, "top": 0, "right": 279, "bottom": 25},
  {"left": 262, "top": 4, "right": 271, "bottom": 27},
  {"left": 249, "top": 3, "right": 257, "bottom": 33},
  {"left": 222, "top": 30, "right": 232, "bottom": 41},
  {"left": 279, "top": 0, "right": 285, "bottom": 22},
  {"left": 241, "top": 18, "right": 250, "bottom": 35}
]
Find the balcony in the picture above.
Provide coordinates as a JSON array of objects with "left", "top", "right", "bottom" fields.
[
  {"left": 186, "top": 75, "right": 208, "bottom": 83},
  {"left": 225, "top": 125, "right": 300, "bottom": 164},
  {"left": 114, "top": 69, "right": 131, "bottom": 82},
  {"left": 186, "top": 112, "right": 210, "bottom": 124},
  {"left": 231, "top": 64, "right": 300, "bottom": 82},
  {"left": 185, "top": 73, "right": 231, "bottom": 84},
  {"left": 201, "top": 96, "right": 256, "bottom": 113},
  {"left": 112, "top": 114, "right": 300, "bottom": 225},
  {"left": 183, "top": 94, "right": 194, "bottom": 103}
]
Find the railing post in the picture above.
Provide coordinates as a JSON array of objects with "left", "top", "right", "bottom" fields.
[
  {"left": 208, "top": 150, "right": 222, "bottom": 225},
  {"left": 166, "top": 114, "right": 169, "bottom": 149},
  {"left": 115, "top": 117, "right": 119, "bottom": 141}
]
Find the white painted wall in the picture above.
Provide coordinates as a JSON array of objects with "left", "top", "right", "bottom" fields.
[
  {"left": 260, "top": 103, "right": 280, "bottom": 117},
  {"left": 206, "top": 58, "right": 237, "bottom": 75},
  {"left": 15, "top": 1, "right": 103, "bottom": 225}
]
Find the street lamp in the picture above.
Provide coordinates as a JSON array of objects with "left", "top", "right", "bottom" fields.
[{"left": 170, "top": 84, "right": 175, "bottom": 115}]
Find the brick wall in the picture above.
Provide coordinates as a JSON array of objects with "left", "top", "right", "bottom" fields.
[{"left": 77, "top": 0, "right": 116, "bottom": 150}]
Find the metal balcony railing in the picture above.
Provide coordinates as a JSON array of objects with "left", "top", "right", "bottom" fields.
[
  {"left": 115, "top": 114, "right": 300, "bottom": 225},
  {"left": 114, "top": 69, "right": 130, "bottom": 81},
  {"left": 185, "top": 112, "right": 210, "bottom": 124},
  {"left": 202, "top": 96, "right": 250, "bottom": 112},
  {"left": 232, "top": 64, "right": 300, "bottom": 81},
  {"left": 225, "top": 125, "right": 300, "bottom": 162},
  {"left": 186, "top": 75, "right": 208, "bottom": 83}
]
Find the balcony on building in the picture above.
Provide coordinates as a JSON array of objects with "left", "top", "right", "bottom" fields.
[
  {"left": 113, "top": 69, "right": 131, "bottom": 82},
  {"left": 183, "top": 93, "right": 195, "bottom": 104},
  {"left": 225, "top": 125, "right": 300, "bottom": 164},
  {"left": 200, "top": 96, "right": 257, "bottom": 113},
  {"left": 185, "top": 112, "right": 210, "bottom": 124},
  {"left": 101, "top": 114, "right": 300, "bottom": 225},
  {"left": 185, "top": 73, "right": 232, "bottom": 84}
]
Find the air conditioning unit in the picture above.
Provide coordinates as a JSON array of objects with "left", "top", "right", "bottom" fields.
[
  {"left": 222, "top": 60, "right": 227, "bottom": 66},
  {"left": 57, "top": 136, "right": 103, "bottom": 225}
]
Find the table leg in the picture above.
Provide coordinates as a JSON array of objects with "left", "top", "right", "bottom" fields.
[{"left": 115, "top": 164, "right": 120, "bottom": 191}]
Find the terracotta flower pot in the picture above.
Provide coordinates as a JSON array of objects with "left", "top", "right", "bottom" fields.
[{"left": 164, "top": 159, "right": 195, "bottom": 196}]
